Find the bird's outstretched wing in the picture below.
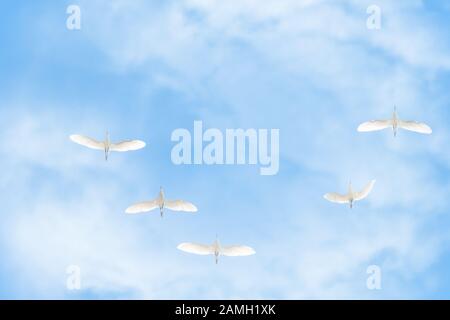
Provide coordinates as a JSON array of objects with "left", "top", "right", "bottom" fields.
[
  {"left": 125, "top": 199, "right": 159, "bottom": 214},
  {"left": 357, "top": 120, "right": 391, "bottom": 132},
  {"left": 324, "top": 193, "right": 350, "bottom": 204},
  {"left": 110, "top": 140, "right": 146, "bottom": 152},
  {"left": 398, "top": 120, "right": 432, "bottom": 134},
  {"left": 353, "top": 180, "right": 376, "bottom": 201},
  {"left": 70, "top": 134, "right": 104, "bottom": 150},
  {"left": 177, "top": 243, "right": 214, "bottom": 255},
  {"left": 165, "top": 200, "right": 198, "bottom": 212},
  {"left": 221, "top": 245, "right": 256, "bottom": 257}
]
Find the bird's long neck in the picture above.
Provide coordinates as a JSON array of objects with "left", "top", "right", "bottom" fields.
[
  {"left": 214, "top": 236, "right": 220, "bottom": 252},
  {"left": 105, "top": 131, "right": 110, "bottom": 145}
]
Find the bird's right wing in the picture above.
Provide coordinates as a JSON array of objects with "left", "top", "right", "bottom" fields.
[
  {"left": 221, "top": 245, "right": 256, "bottom": 257},
  {"left": 165, "top": 200, "right": 198, "bottom": 212},
  {"left": 357, "top": 120, "right": 392, "bottom": 132},
  {"left": 398, "top": 120, "right": 432, "bottom": 134},
  {"left": 324, "top": 193, "right": 350, "bottom": 204},
  {"left": 177, "top": 243, "right": 215, "bottom": 255},
  {"left": 353, "top": 180, "right": 376, "bottom": 201},
  {"left": 125, "top": 199, "right": 159, "bottom": 214},
  {"left": 110, "top": 140, "right": 146, "bottom": 152},
  {"left": 70, "top": 134, "right": 104, "bottom": 150}
]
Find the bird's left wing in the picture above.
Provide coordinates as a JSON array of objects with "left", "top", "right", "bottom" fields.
[
  {"left": 110, "top": 140, "right": 146, "bottom": 152},
  {"left": 177, "top": 243, "right": 214, "bottom": 255},
  {"left": 357, "top": 120, "right": 392, "bottom": 132},
  {"left": 221, "top": 245, "right": 256, "bottom": 257},
  {"left": 70, "top": 134, "right": 104, "bottom": 150},
  {"left": 398, "top": 120, "right": 432, "bottom": 134},
  {"left": 165, "top": 200, "right": 198, "bottom": 212},
  {"left": 324, "top": 193, "right": 350, "bottom": 204},
  {"left": 353, "top": 180, "right": 376, "bottom": 201},
  {"left": 125, "top": 199, "right": 159, "bottom": 214}
]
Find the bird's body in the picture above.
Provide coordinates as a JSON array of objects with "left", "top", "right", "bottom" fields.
[
  {"left": 177, "top": 237, "right": 255, "bottom": 264},
  {"left": 348, "top": 182, "right": 354, "bottom": 208},
  {"left": 126, "top": 187, "right": 197, "bottom": 217},
  {"left": 70, "top": 132, "right": 146, "bottom": 160},
  {"left": 357, "top": 107, "right": 432, "bottom": 136},
  {"left": 324, "top": 180, "right": 376, "bottom": 208}
]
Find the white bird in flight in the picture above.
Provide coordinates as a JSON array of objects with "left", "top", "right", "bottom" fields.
[
  {"left": 324, "top": 180, "right": 376, "bottom": 209},
  {"left": 177, "top": 236, "right": 256, "bottom": 264},
  {"left": 70, "top": 132, "right": 146, "bottom": 160},
  {"left": 357, "top": 107, "right": 432, "bottom": 136},
  {"left": 125, "top": 187, "right": 198, "bottom": 217}
]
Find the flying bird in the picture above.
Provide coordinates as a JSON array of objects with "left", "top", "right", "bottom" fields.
[
  {"left": 177, "top": 236, "right": 255, "bottom": 264},
  {"left": 70, "top": 132, "right": 146, "bottom": 160},
  {"left": 126, "top": 187, "right": 197, "bottom": 217},
  {"left": 357, "top": 107, "right": 432, "bottom": 136},
  {"left": 324, "top": 180, "right": 376, "bottom": 208}
]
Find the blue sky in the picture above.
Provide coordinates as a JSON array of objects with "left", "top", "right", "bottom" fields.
[{"left": 1, "top": 0, "right": 450, "bottom": 299}]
